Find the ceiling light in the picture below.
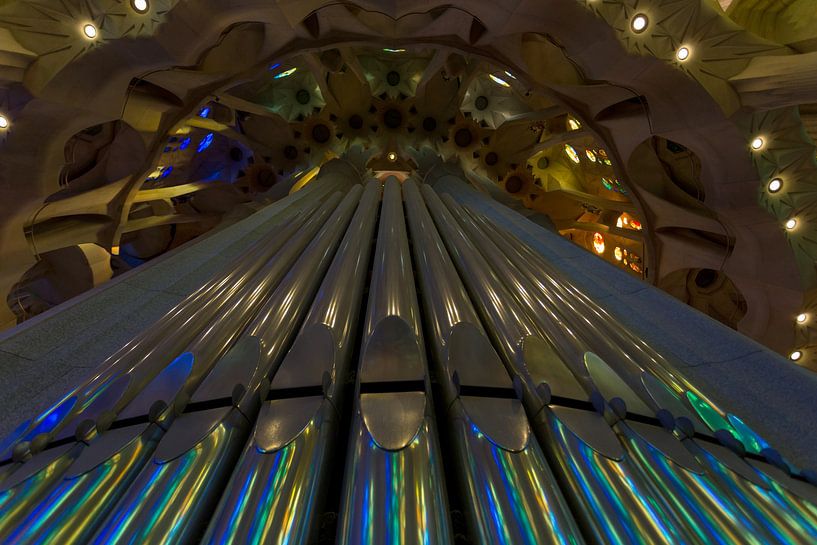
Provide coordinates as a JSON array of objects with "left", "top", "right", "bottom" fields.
[
  {"left": 631, "top": 14, "right": 648, "bottom": 33},
  {"left": 131, "top": 0, "right": 149, "bottom": 13},
  {"left": 489, "top": 74, "right": 510, "bottom": 88},
  {"left": 768, "top": 178, "right": 782, "bottom": 193},
  {"left": 387, "top": 152, "right": 397, "bottom": 162},
  {"left": 751, "top": 137, "right": 764, "bottom": 150},
  {"left": 797, "top": 313, "right": 808, "bottom": 324},
  {"left": 0, "top": 115, "right": 9, "bottom": 129},
  {"left": 790, "top": 350, "right": 803, "bottom": 362},
  {"left": 785, "top": 218, "right": 797, "bottom": 230},
  {"left": 82, "top": 23, "right": 98, "bottom": 39},
  {"left": 383, "top": 48, "right": 406, "bottom": 53},
  {"left": 676, "top": 47, "right": 690, "bottom": 61}
]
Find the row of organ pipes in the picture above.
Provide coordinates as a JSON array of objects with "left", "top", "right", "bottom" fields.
[{"left": 1, "top": 157, "right": 816, "bottom": 544}]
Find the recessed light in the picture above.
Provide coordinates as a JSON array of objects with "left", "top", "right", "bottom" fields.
[
  {"left": 131, "top": 0, "right": 149, "bottom": 13},
  {"left": 631, "top": 14, "right": 648, "bottom": 33},
  {"left": 0, "top": 115, "right": 9, "bottom": 129},
  {"left": 768, "top": 178, "right": 782, "bottom": 193},
  {"left": 387, "top": 152, "right": 397, "bottom": 162},
  {"left": 790, "top": 350, "right": 803, "bottom": 361},
  {"left": 82, "top": 23, "right": 97, "bottom": 39},
  {"left": 785, "top": 218, "right": 797, "bottom": 230},
  {"left": 676, "top": 47, "right": 690, "bottom": 61},
  {"left": 797, "top": 313, "right": 808, "bottom": 324},
  {"left": 751, "top": 137, "right": 764, "bottom": 150}
]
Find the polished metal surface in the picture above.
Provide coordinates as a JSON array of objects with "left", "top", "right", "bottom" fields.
[
  {"left": 468, "top": 208, "right": 725, "bottom": 436},
  {"left": 202, "top": 181, "right": 381, "bottom": 545},
  {"left": 4, "top": 198, "right": 320, "bottom": 457},
  {"left": 404, "top": 178, "right": 584, "bottom": 545},
  {"left": 2, "top": 174, "right": 816, "bottom": 545},
  {"left": 338, "top": 176, "right": 452, "bottom": 545},
  {"left": 87, "top": 186, "right": 364, "bottom": 544}
]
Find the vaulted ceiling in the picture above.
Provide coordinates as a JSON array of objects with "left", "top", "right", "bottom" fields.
[{"left": 0, "top": 0, "right": 816, "bottom": 369}]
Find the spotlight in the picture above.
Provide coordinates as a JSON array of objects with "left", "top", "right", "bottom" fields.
[
  {"left": 676, "top": 47, "right": 690, "bottom": 61},
  {"left": 785, "top": 218, "right": 797, "bottom": 231},
  {"left": 631, "top": 14, "right": 648, "bottom": 33},
  {"left": 0, "top": 115, "right": 9, "bottom": 129},
  {"left": 131, "top": 0, "right": 149, "bottom": 13},
  {"left": 790, "top": 350, "right": 803, "bottom": 362},
  {"left": 82, "top": 23, "right": 97, "bottom": 39},
  {"left": 751, "top": 137, "right": 764, "bottom": 150},
  {"left": 387, "top": 152, "right": 397, "bottom": 162},
  {"left": 768, "top": 178, "right": 782, "bottom": 193},
  {"left": 797, "top": 313, "right": 808, "bottom": 324}
]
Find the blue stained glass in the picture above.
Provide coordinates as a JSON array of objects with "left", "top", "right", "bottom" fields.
[
  {"left": 178, "top": 137, "right": 191, "bottom": 151},
  {"left": 197, "top": 133, "right": 214, "bottom": 153},
  {"left": 161, "top": 166, "right": 173, "bottom": 178},
  {"left": 199, "top": 107, "right": 211, "bottom": 118}
]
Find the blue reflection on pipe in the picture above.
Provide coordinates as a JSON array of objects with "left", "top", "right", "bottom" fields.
[{"left": 25, "top": 396, "right": 78, "bottom": 441}]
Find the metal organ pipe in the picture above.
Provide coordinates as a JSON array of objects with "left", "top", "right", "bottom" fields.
[
  {"left": 462, "top": 204, "right": 817, "bottom": 542},
  {"left": 423, "top": 184, "right": 702, "bottom": 544},
  {"left": 201, "top": 181, "right": 381, "bottom": 544},
  {"left": 403, "top": 178, "right": 584, "bottom": 545},
  {"left": 337, "top": 176, "right": 453, "bottom": 545},
  {"left": 0, "top": 192, "right": 347, "bottom": 544},
  {"left": 0, "top": 172, "right": 815, "bottom": 545}
]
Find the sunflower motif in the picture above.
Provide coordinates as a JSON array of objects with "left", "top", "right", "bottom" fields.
[
  {"left": 243, "top": 162, "right": 279, "bottom": 194},
  {"left": 501, "top": 167, "right": 535, "bottom": 199},
  {"left": 477, "top": 146, "right": 508, "bottom": 180},
  {"left": 447, "top": 116, "right": 482, "bottom": 153},
  {"left": 301, "top": 115, "right": 340, "bottom": 162},
  {"left": 374, "top": 97, "right": 411, "bottom": 133}
]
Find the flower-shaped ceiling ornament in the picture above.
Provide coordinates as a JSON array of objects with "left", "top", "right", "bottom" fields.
[
  {"left": 229, "top": 65, "right": 326, "bottom": 122},
  {"left": 301, "top": 114, "right": 341, "bottom": 163},
  {"left": 0, "top": 0, "right": 178, "bottom": 82},
  {"left": 0, "top": 1, "right": 107, "bottom": 64},
  {"left": 359, "top": 55, "right": 427, "bottom": 99},
  {"left": 461, "top": 75, "right": 530, "bottom": 129},
  {"left": 745, "top": 107, "right": 817, "bottom": 221},
  {"left": 97, "top": 0, "right": 177, "bottom": 38},
  {"left": 262, "top": 67, "right": 326, "bottom": 122},
  {"left": 583, "top": 0, "right": 787, "bottom": 114}
]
